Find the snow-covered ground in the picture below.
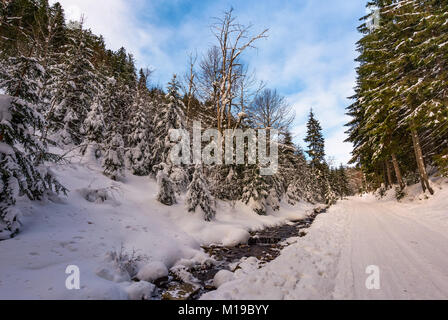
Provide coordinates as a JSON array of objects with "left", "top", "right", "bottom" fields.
[
  {"left": 0, "top": 152, "right": 313, "bottom": 299},
  {"left": 3, "top": 146, "right": 447, "bottom": 300},
  {"left": 203, "top": 178, "right": 448, "bottom": 300}
]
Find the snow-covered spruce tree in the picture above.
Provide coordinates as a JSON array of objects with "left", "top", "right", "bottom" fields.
[
  {"left": 0, "top": 53, "right": 65, "bottom": 240},
  {"left": 304, "top": 109, "right": 333, "bottom": 202},
  {"left": 241, "top": 165, "right": 271, "bottom": 215},
  {"left": 151, "top": 75, "right": 189, "bottom": 193},
  {"left": 322, "top": 165, "right": 337, "bottom": 205},
  {"left": 186, "top": 165, "right": 216, "bottom": 221},
  {"left": 99, "top": 48, "right": 137, "bottom": 144},
  {"left": 335, "top": 165, "right": 351, "bottom": 199},
  {"left": 279, "top": 131, "right": 309, "bottom": 204},
  {"left": 266, "top": 174, "right": 283, "bottom": 212},
  {"left": 150, "top": 75, "right": 187, "bottom": 170},
  {"left": 102, "top": 132, "right": 125, "bottom": 181},
  {"left": 286, "top": 179, "right": 302, "bottom": 205},
  {"left": 46, "top": 23, "right": 102, "bottom": 145},
  {"left": 126, "top": 84, "right": 153, "bottom": 176},
  {"left": 32, "top": 1, "right": 69, "bottom": 117},
  {"left": 304, "top": 109, "right": 325, "bottom": 170},
  {"left": 155, "top": 163, "right": 177, "bottom": 206},
  {"left": 82, "top": 98, "right": 105, "bottom": 160},
  {"left": 324, "top": 180, "right": 337, "bottom": 205},
  {"left": 209, "top": 165, "right": 243, "bottom": 202}
]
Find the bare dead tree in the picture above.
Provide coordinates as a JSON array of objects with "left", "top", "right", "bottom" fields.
[{"left": 210, "top": 8, "right": 268, "bottom": 133}]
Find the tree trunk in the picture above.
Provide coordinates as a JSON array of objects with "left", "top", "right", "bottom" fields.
[
  {"left": 386, "top": 160, "right": 393, "bottom": 189},
  {"left": 411, "top": 128, "right": 434, "bottom": 195},
  {"left": 391, "top": 153, "right": 405, "bottom": 190}
]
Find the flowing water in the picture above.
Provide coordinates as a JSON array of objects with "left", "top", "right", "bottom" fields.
[{"left": 154, "top": 206, "right": 327, "bottom": 300}]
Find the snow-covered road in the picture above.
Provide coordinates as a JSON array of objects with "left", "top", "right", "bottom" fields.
[
  {"left": 334, "top": 197, "right": 448, "bottom": 299},
  {"left": 203, "top": 181, "right": 448, "bottom": 300}
]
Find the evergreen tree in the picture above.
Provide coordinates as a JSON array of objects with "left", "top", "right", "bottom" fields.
[
  {"left": 278, "top": 131, "right": 314, "bottom": 204},
  {"left": 186, "top": 164, "right": 216, "bottom": 221},
  {"left": 304, "top": 109, "right": 325, "bottom": 170},
  {"left": 303, "top": 110, "right": 333, "bottom": 202},
  {"left": 209, "top": 165, "right": 243, "bottom": 202},
  {"left": 47, "top": 23, "right": 102, "bottom": 145},
  {"left": 285, "top": 162, "right": 316, "bottom": 204},
  {"left": 82, "top": 98, "right": 105, "bottom": 159},
  {"left": 126, "top": 86, "right": 153, "bottom": 176},
  {"left": 150, "top": 74, "right": 187, "bottom": 170},
  {"left": 48, "top": 2, "right": 67, "bottom": 51},
  {"left": 0, "top": 51, "right": 65, "bottom": 239},
  {"left": 337, "top": 165, "right": 351, "bottom": 199},
  {"left": 155, "top": 163, "right": 177, "bottom": 206},
  {"left": 241, "top": 165, "right": 270, "bottom": 215},
  {"left": 102, "top": 132, "right": 125, "bottom": 181}
]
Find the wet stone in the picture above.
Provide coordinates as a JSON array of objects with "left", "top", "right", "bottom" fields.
[
  {"left": 153, "top": 276, "right": 169, "bottom": 287},
  {"left": 161, "top": 282, "right": 200, "bottom": 300}
]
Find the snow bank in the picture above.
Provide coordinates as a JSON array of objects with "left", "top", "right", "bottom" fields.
[
  {"left": 122, "top": 281, "right": 155, "bottom": 300},
  {"left": 136, "top": 261, "right": 168, "bottom": 282},
  {"left": 213, "top": 270, "right": 234, "bottom": 288}
]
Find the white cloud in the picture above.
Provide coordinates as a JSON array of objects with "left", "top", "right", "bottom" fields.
[{"left": 49, "top": 0, "right": 175, "bottom": 72}]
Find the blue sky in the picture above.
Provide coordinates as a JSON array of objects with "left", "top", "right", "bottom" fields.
[{"left": 50, "top": 0, "right": 367, "bottom": 165}]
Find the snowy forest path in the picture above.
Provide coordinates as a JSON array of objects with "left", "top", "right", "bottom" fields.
[{"left": 334, "top": 197, "right": 448, "bottom": 300}]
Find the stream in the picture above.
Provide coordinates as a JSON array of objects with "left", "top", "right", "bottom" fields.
[{"left": 153, "top": 206, "right": 328, "bottom": 300}]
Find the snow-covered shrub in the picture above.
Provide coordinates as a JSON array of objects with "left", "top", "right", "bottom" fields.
[
  {"left": 375, "top": 184, "right": 388, "bottom": 199},
  {"left": 209, "top": 165, "right": 242, "bottom": 203},
  {"left": 105, "top": 246, "right": 146, "bottom": 279},
  {"left": 78, "top": 186, "right": 120, "bottom": 205},
  {"left": 0, "top": 207, "right": 21, "bottom": 240},
  {"left": 186, "top": 165, "right": 216, "bottom": 221}
]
